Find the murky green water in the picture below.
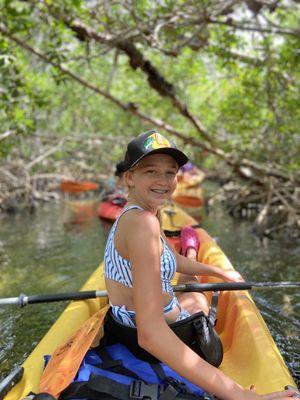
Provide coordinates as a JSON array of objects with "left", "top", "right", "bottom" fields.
[{"left": 0, "top": 197, "right": 299, "bottom": 387}]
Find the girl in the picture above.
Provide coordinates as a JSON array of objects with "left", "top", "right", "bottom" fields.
[{"left": 104, "top": 130, "right": 296, "bottom": 400}]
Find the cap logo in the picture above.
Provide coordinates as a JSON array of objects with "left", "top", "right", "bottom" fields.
[{"left": 143, "top": 133, "right": 171, "bottom": 150}]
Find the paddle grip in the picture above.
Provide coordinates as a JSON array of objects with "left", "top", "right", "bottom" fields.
[
  {"left": 172, "top": 282, "right": 253, "bottom": 292},
  {"left": 26, "top": 290, "right": 98, "bottom": 305}
]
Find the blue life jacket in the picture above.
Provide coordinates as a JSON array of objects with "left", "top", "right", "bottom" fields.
[{"left": 56, "top": 343, "right": 216, "bottom": 400}]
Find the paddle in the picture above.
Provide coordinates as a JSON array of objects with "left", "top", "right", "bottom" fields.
[{"left": 1, "top": 282, "right": 299, "bottom": 307}]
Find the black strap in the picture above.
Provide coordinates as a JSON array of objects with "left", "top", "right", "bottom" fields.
[
  {"left": 164, "top": 229, "right": 181, "bottom": 237},
  {"left": 60, "top": 374, "right": 162, "bottom": 400},
  {"left": 59, "top": 372, "right": 208, "bottom": 400},
  {"left": 192, "top": 305, "right": 223, "bottom": 368},
  {"left": 149, "top": 363, "right": 166, "bottom": 381},
  {"left": 160, "top": 385, "right": 180, "bottom": 400},
  {"left": 164, "top": 224, "right": 202, "bottom": 238},
  {"left": 59, "top": 380, "right": 102, "bottom": 400},
  {"left": 89, "top": 374, "right": 142, "bottom": 399},
  {"left": 96, "top": 347, "right": 141, "bottom": 380},
  {"left": 208, "top": 291, "right": 219, "bottom": 327},
  {"left": 150, "top": 364, "right": 200, "bottom": 400},
  {"left": 129, "top": 380, "right": 161, "bottom": 400}
]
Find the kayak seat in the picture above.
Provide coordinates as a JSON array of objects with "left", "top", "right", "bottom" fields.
[{"left": 101, "top": 297, "right": 223, "bottom": 368}]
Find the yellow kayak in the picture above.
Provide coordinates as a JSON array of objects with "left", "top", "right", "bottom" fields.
[
  {"left": 4, "top": 208, "right": 296, "bottom": 399},
  {"left": 161, "top": 202, "right": 196, "bottom": 232},
  {"left": 172, "top": 174, "right": 204, "bottom": 208}
]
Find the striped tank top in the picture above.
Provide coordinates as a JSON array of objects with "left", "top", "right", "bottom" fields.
[
  {"left": 104, "top": 205, "right": 177, "bottom": 293},
  {"left": 104, "top": 205, "right": 186, "bottom": 327}
]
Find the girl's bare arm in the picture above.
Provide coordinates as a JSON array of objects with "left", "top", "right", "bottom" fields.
[{"left": 175, "top": 252, "right": 244, "bottom": 282}]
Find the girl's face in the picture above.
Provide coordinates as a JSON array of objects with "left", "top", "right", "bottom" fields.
[{"left": 125, "top": 153, "right": 178, "bottom": 210}]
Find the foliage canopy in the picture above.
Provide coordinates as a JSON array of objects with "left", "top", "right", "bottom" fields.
[{"left": 0, "top": 0, "right": 299, "bottom": 173}]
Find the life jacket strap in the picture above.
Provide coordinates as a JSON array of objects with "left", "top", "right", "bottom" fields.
[
  {"left": 129, "top": 380, "right": 161, "bottom": 400},
  {"left": 150, "top": 364, "right": 191, "bottom": 395},
  {"left": 59, "top": 373, "right": 202, "bottom": 400},
  {"left": 150, "top": 362, "right": 200, "bottom": 399},
  {"left": 95, "top": 347, "right": 199, "bottom": 399},
  {"left": 59, "top": 374, "right": 130, "bottom": 400},
  {"left": 96, "top": 347, "right": 141, "bottom": 380},
  {"left": 208, "top": 291, "right": 219, "bottom": 327}
]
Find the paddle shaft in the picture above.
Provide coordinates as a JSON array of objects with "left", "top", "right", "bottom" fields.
[
  {"left": 0, "top": 290, "right": 107, "bottom": 307},
  {"left": 0, "top": 282, "right": 299, "bottom": 307}
]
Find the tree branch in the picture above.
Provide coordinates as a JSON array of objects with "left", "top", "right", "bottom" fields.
[
  {"left": 211, "top": 46, "right": 265, "bottom": 66},
  {"left": 0, "top": 24, "right": 218, "bottom": 153},
  {"left": 207, "top": 17, "right": 300, "bottom": 38},
  {"left": 1, "top": 24, "right": 297, "bottom": 185},
  {"left": 26, "top": 139, "right": 65, "bottom": 170},
  {"left": 0, "top": 130, "right": 16, "bottom": 141},
  {"left": 57, "top": 17, "right": 215, "bottom": 144}
]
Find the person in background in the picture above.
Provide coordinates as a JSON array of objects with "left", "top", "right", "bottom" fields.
[
  {"left": 114, "top": 161, "right": 127, "bottom": 196},
  {"left": 103, "top": 129, "right": 296, "bottom": 400},
  {"left": 109, "top": 160, "right": 127, "bottom": 205},
  {"left": 101, "top": 161, "right": 127, "bottom": 205}
]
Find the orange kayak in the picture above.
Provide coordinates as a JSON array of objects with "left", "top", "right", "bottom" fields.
[
  {"left": 97, "top": 199, "right": 125, "bottom": 221},
  {"left": 60, "top": 180, "right": 99, "bottom": 193}
]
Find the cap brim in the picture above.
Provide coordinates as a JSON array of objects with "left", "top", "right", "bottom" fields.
[{"left": 123, "top": 147, "right": 188, "bottom": 171}]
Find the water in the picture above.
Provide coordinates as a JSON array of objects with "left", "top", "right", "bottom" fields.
[{"left": 0, "top": 198, "right": 299, "bottom": 386}]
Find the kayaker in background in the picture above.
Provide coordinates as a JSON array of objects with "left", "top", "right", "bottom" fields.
[
  {"left": 103, "top": 130, "right": 296, "bottom": 400},
  {"left": 101, "top": 160, "right": 127, "bottom": 206},
  {"left": 114, "top": 160, "right": 127, "bottom": 198},
  {"left": 177, "top": 161, "right": 205, "bottom": 183},
  {"left": 179, "top": 161, "right": 199, "bottom": 175}
]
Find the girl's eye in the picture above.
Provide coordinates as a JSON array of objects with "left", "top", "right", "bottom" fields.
[
  {"left": 167, "top": 171, "right": 176, "bottom": 177},
  {"left": 146, "top": 170, "right": 156, "bottom": 174}
]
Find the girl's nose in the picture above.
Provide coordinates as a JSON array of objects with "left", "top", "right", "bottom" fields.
[{"left": 155, "top": 173, "right": 174, "bottom": 184}]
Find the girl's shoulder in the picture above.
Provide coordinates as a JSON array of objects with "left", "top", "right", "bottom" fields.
[{"left": 120, "top": 208, "right": 160, "bottom": 236}]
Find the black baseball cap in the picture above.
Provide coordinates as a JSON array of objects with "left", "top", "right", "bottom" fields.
[{"left": 122, "top": 130, "right": 188, "bottom": 172}]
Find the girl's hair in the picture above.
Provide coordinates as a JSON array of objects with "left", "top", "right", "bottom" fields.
[{"left": 156, "top": 208, "right": 162, "bottom": 227}]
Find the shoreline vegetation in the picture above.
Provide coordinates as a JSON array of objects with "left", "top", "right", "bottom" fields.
[
  {"left": 1, "top": 134, "right": 298, "bottom": 240},
  {"left": 1, "top": 1, "right": 299, "bottom": 240}
]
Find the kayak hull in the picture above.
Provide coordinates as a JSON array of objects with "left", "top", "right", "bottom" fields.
[
  {"left": 4, "top": 210, "right": 296, "bottom": 399},
  {"left": 97, "top": 200, "right": 123, "bottom": 221},
  {"left": 172, "top": 177, "right": 204, "bottom": 208}
]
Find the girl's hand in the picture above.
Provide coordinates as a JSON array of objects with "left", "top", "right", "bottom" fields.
[{"left": 221, "top": 269, "right": 245, "bottom": 282}]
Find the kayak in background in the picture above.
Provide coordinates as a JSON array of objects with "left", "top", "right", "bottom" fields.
[
  {"left": 97, "top": 199, "right": 196, "bottom": 231},
  {"left": 60, "top": 180, "right": 99, "bottom": 193},
  {"left": 172, "top": 167, "right": 205, "bottom": 209},
  {"left": 172, "top": 182, "right": 204, "bottom": 208},
  {"left": 97, "top": 197, "right": 126, "bottom": 222}
]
